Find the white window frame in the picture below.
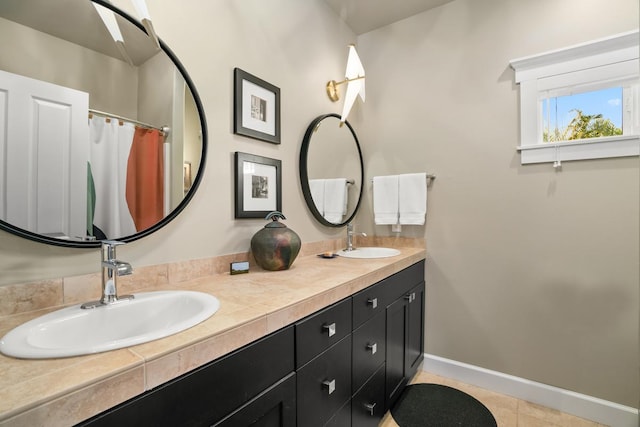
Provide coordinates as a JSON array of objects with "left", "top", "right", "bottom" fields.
[{"left": 510, "top": 30, "right": 639, "bottom": 165}]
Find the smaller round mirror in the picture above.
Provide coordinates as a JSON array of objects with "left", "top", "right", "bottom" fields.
[{"left": 300, "top": 114, "right": 364, "bottom": 227}]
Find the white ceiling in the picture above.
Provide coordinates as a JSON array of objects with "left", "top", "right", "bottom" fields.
[
  {"left": 323, "top": 0, "right": 454, "bottom": 35},
  {"left": 0, "top": 0, "right": 456, "bottom": 63}
]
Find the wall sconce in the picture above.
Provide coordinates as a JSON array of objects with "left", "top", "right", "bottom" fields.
[
  {"left": 326, "top": 44, "right": 365, "bottom": 123},
  {"left": 92, "top": 3, "right": 134, "bottom": 66},
  {"left": 131, "top": 0, "right": 161, "bottom": 49}
]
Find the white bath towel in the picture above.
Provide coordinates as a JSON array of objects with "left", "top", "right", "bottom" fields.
[
  {"left": 323, "top": 178, "right": 348, "bottom": 223},
  {"left": 309, "top": 179, "right": 325, "bottom": 215},
  {"left": 399, "top": 173, "right": 427, "bottom": 225},
  {"left": 373, "top": 175, "right": 399, "bottom": 225}
]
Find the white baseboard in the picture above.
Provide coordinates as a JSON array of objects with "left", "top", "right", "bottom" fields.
[{"left": 422, "top": 353, "right": 639, "bottom": 427}]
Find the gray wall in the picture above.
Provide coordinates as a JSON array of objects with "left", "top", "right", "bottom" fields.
[
  {"left": 0, "top": 0, "right": 637, "bottom": 408},
  {"left": 356, "top": 0, "right": 639, "bottom": 407}
]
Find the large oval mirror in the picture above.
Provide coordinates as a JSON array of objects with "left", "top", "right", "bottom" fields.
[
  {"left": 0, "top": 0, "right": 206, "bottom": 248},
  {"left": 300, "top": 114, "right": 363, "bottom": 227}
]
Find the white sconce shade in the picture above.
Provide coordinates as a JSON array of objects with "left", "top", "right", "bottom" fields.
[
  {"left": 326, "top": 44, "right": 366, "bottom": 124},
  {"left": 130, "top": 0, "right": 161, "bottom": 48},
  {"left": 92, "top": 3, "right": 134, "bottom": 66},
  {"left": 340, "top": 45, "right": 366, "bottom": 123}
]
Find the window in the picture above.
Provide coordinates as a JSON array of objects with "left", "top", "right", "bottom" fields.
[
  {"left": 542, "top": 87, "right": 623, "bottom": 142},
  {"left": 510, "top": 31, "right": 639, "bottom": 165}
]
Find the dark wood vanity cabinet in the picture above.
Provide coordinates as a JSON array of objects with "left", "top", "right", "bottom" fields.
[{"left": 76, "top": 260, "right": 425, "bottom": 427}]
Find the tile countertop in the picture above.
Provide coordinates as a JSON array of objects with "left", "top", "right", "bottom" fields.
[{"left": 0, "top": 246, "right": 426, "bottom": 427}]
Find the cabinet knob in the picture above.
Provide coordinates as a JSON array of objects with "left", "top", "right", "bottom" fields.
[
  {"left": 367, "top": 297, "right": 378, "bottom": 309},
  {"left": 322, "top": 379, "right": 336, "bottom": 395},
  {"left": 364, "top": 402, "right": 376, "bottom": 416},
  {"left": 366, "top": 342, "right": 377, "bottom": 355},
  {"left": 322, "top": 323, "right": 336, "bottom": 337}
]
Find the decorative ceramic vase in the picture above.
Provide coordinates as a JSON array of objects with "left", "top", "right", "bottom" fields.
[{"left": 250, "top": 212, "right": 301, "bottom": 271}]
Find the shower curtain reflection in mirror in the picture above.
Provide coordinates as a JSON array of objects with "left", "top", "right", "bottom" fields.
[{"left": 88, "top": 116, "right": 164, "bottom": 240}]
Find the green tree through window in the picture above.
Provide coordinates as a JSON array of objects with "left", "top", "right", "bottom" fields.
[{"left": 543, "top": 109, "right": 623, "bottom": 142}]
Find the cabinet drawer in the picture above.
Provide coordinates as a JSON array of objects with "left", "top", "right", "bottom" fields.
[
  {"left": 297, "top": 335, "right": 352, "bottom": 427},
  {"left": 352, "top": 364, "right": 386, "bottom": 427},
  {"left": 352, "top": 311, "right": 385, "bottom": 392},
  {"left": 384, "top": 260, "right": 425, "bottom": 302},
  {"left": 296, "top": 297, "right": 352, "bottom": 368},
  {"left": 352, "top": 280, "right": 387, "bottom": 329}
]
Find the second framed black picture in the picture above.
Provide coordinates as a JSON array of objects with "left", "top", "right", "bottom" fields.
[
  {"left": 233, "top": 68, "right": 281, "bottom": 144},
  {"left": 234, "top": 152, "right": 282, "bottom": 218}
]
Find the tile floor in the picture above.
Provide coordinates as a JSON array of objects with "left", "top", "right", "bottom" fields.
[{"left": 379, "top": 371, "right": 607, "bottom": 427}]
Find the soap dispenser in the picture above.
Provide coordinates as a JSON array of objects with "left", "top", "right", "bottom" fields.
[{"left": 250, "top": 211, "right": 301, "bottom": 271}]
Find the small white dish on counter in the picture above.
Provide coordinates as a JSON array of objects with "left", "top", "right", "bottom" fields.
[{"left": 0, "top": 290, "right": 220, "bottom": 359}]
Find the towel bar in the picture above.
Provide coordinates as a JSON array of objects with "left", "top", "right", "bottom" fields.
[{"left": 370, "top": 174, "right": 435, "bottom": 182}]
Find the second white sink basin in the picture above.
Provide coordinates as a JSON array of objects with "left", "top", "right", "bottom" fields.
[
  {"left": 0, "top": 290, "right": 220, "bottom": 359},
  {"left": 337, "top": 247, "right": 401, "bottom": 259}
]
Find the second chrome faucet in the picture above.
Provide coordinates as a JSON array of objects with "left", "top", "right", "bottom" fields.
[{"left": 345, "top": 223, "right": 366, "bottom": 252}]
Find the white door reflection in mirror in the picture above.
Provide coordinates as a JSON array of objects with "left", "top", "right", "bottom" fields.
[{"left": 0, "top": 70, "right": 88, "bottom": 239}]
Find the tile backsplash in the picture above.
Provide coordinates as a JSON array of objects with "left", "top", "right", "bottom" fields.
[{"left": 0, "top": 236, "right": 424, "bottom": 319}]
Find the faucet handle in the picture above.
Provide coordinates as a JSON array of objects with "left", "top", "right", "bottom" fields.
[
  {"left": 101, "top": 240, "right": 125, "bottom": 260},
  {"left": 102, "top": 240, "right": 126, "bottom": 247}
]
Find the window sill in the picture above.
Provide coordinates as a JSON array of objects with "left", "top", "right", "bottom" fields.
[{"left": 517, "top": 135, "right": 639, "bottom": 164}]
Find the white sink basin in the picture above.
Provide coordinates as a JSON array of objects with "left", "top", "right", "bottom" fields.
[
  {"left": 337, "top": 247, "right": 401, "bottom": 259},
  {"left": 0, "top": 290, "right": 220, "bottom": 359}
]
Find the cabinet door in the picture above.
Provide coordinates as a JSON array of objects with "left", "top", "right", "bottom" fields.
[
  {"left": 325, "top": 401, "right": 352, "bottom": 427},
  {"left": 385, "top": 295, "right": 409, "bottom": 409},
  {"left": 405, "top": 282, "right": 425, "bottom": 378},
  {"left": 297, "top": 335, "right": 352, "bottom": 427},
  {"left": 213, "top": 373, "right": 296, "bottom": 427},
  {"left": 385, "top": 282, "right": 426, "bottom": 410},
  {"left": 352, "top": 364, "right": 385, "bottom": 427}
]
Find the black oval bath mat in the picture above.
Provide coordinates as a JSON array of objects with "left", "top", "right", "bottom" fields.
[{"left": 391, "top": 383, "right": 497, "bottom": 427}]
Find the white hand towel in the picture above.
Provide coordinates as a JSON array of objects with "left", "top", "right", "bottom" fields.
[
  {"left": 373, "top": 175, "right": 399, "bottom": 225},
  {"left": 399, "top": 173, "right": 427, "bottom": 225},
  {"left": 323, "top": 178, "right": 347, "bottom": 223},
  {"left": 309, "top": 179, "right": 325, "bottom": 215}
]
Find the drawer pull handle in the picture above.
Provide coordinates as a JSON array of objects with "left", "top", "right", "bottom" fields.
[
  {"left": 367, "top": 343, "right": 377, "bottom": 355},
  {"left": 322, "top": 379, "right": 336, "bottom": 395},
  {"left": 364, "top": 402, "right": 376, "bottom": 416},
  {"left": 367, "top": 297, "right": 378, "bottom": 309},
  {"left": 323, "top": 323, "right": 336, "bottom": 337},
  {"left": 405, "top": 293, "right": 416, "bottom": 303}
]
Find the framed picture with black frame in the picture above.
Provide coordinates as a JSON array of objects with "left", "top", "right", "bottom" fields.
[
  {"left": 234, "top": 152, "right": 282, "bottom": 218},
  {"left": 233, "top": 68, "right": 281, "bottom": 144}
]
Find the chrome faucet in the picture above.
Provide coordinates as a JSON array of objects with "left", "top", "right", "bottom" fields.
[
  {"left": 81, "top": 240, "right": 134, "bottom": 309},
  {"left": 345, "top": 223, "right": 367, "bottom": 251}
]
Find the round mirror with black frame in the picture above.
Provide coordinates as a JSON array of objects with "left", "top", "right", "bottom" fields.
[
  {"left": 300, "top": 113, "right": 363, "bottom": 227},
  {"left": 0, "top": 0, "right": 207, "bottom": 248}
]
